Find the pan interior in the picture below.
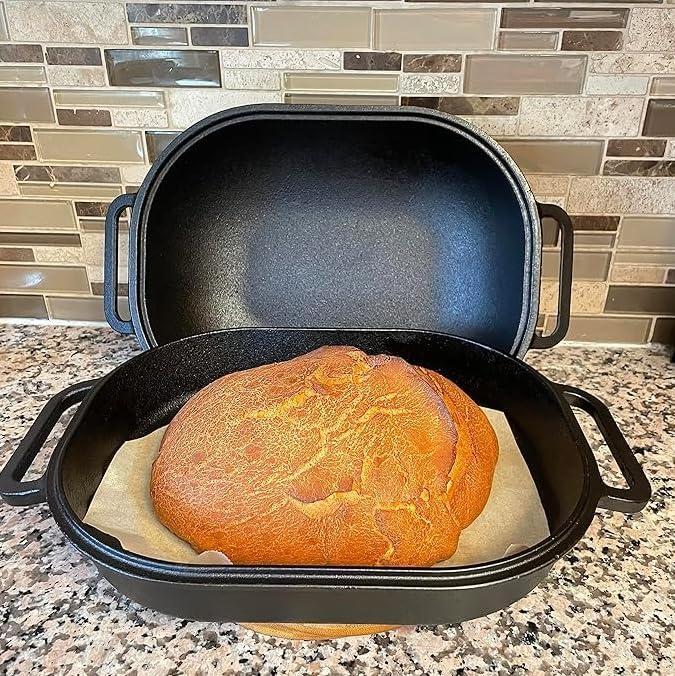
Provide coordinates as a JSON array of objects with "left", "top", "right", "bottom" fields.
[
  {"left": 141, "top": 116, "right": 532, "bottom": 353},
  {"left": 59, "top": 329, "right": 586, "bottom": 563}
]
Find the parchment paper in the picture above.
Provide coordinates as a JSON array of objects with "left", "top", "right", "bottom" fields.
[{"left": 83, "top": 408, "right": 549, "bottom": 567}]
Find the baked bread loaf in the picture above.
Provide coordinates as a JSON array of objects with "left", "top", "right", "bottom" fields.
[{"left": 151, "top": 346, "right": 498, "bottom": 567}]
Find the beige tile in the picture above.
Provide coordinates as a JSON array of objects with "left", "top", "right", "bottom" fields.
[
  {"left": 33, "top": 246, "right": 83, "bottom": 264},
  {"left": 0, "top": 231, "right": 80, "bottom": 246},
  {"left": 18, "top": 184, "right": 122, "bottom": 200},
  {"left": 544, "top": 251, "right": 611, "bottom": 280},
  {"left": 82, "top": 232, "right": 126, "bottom": 269},
  {"left": 461, "top": 115, "right": 519, "bottom": 137},
  {"left": 590, "top": 53, "right": 675, "bottom": 75},
  {"left": 498, "top": 31, "right": 558, "bottom": 51},
  {"left": 519, "top": 97, "right": 642, "bottom": 137},
  {"left": 0, "top": 293, "right": 48, "bottom": 319},
  {"left": 221, "top": 49, "right": 341, "bottom": 71},
  {"left": 400, "top": 74, "right": 460, "bottom": 95},
  {"left": 285, "top": 93, "right": 399, "bottom": 106},
  {"left": 626, "top": 8, "right": 675, "bottom": 52},
  {"left": 611, "top": 265, "right": 667, "bottom": 284},
  {"left": 5, "top": 1, "right": 128, "bottom": 44},
  {"left": 131, "top": 26, "right": 188, "bottom": 47},
  {"left": 86, "top": 263, "right": 127, "bottom": 285},
  {"left": 120, "top": 165, "right": 149, "bottom": 184},
  {"left": 46, "top": 295, "right": 115, "bottom": 322},
  {"left": 0, "top": 3, "right": 7, "bottom": 41},
  {"left": 619, "top": 216, "right": 675, "bottom": 248},
  {"left": 465, "top": 55, "right": 586, "bottom": 95},
  {"left": 78, "top": 217, "right": 126, "bottom": 233},
  {"left": 586, "top": 75, "right": 649, "bottom": 95},
  {"left": 614, "top": 251, "right": 675, "bottom": 267},
  {"left": 111, "top": 108, "right": 169, "bottom": 128},
  {"left": 167, "top": 89, "right": 281, "bottom": 128},
  {"left": 221, "top": 70, "right": 280, "bottom": 91},
  {"left": 0, "top": 87, "right": 54, "bottom": 123},
  {"left": 560, "top": 315, "right": 651, "bottom": 343},
  {"left": 568, "top": 177, "right": 675, "bottom": 214},
  {"left": 47, "top": 65, "right": 105, "bottom": 87},
  {"left": 0, "top": 247, "right": 33, "bottom": 262},
  {"left": 34, "top": 129, "right": 145, "bottom": 163},
  {"left": 651, "top": 77, "right": 675, "bottom": 95},
  {"left": 0, "top": 65, "right": 46, "bottom": 84},
  {"left": 502, "top": 140, "right": 603, "bottom": 175},
  {"left": 0, "top": 199, "right": 76, "bottom": 230},
  {"left": 0, "top": 164, "right": 19, "bottom": 196},
  {"left": 574, "top": 232, "right": 616, "bottom": 248},
  {"left": 526, "top": 175, "right": 570, "bottom": 196},
  {"left": 284, "top": 72, "right": 398, "bottom": 94},
  {"left": 540, "top": 280, "right": 607, "bottom": 314},
  {"left": 0, "top": 263, "right": 89, "bottom": 293},
  {"left": 252, "top": 7, "right": 370, "bottom": 49},
  {"left": 54, "top": 89, "right": 164, "bottom": 108},
  {"left": 537, "top": 195, "right": 566, "bottom": 209},
  {"left": 374, "top": 9, "right": 495, "bottom": 50}
]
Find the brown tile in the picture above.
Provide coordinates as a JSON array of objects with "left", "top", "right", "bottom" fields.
[
  {"left": 374, "top": 9, "right": 495, "bottom": 50},
  {"left": 651, "top": 318, "right": 675, "bottom": 344},
  {"left": 403, "top": 96, "right": 518, "bottom": 116},
  {"left": 561, "top": 30, "right": 622, "bottom": 51},
  {"left": 14, "top": 165, "right": 120, "bottom": 184},
  {"left": 0, "top": 87, "right": 54, "bottom": 123},
  {"left": 75, "top": 201, "right": 111, "bottom": 218},
  {"left": 606, "top": 139, "right": 666, "bottom": 157},
  {"left": 605, "top": 286, "right": 675, "bottom": 314},
  {"left": 0, "top": 264, "right": 89, "bottom": 293},
  {"left": 619, "top": 216, "right": 675, "bottom": 248},
  {"left": 544, "top": 251, "right": 611, "bottom": 280},
  {"left": 574, "top": 232, "right": 616, "bottom": 248},
  {"left": 501, "top": 8, "right": 629, "bottom": 29},
  {"left": 56, "top": 109, "right": 112, "bottom": 127},
  {"left": 571, "top": 215, "right": 620, "bottom": 232},
  {"left": 47, "top": 296, "right": 108, "bottom": 322},
  {"left": 0, "top": 294, "right": 48, "bottom": 319},
  {"left": 651, "top": 77, "right": 675, "bottom": 96},
  {"left": 0, "top": 144, "right": 36, "bottom": 160},
  {"left": 0, "top": 247, "right": 34, "bottom": 262},
  {"left": 498, "top": 31, "right": 558, "bottom": 51},
  {"left": 54, "top": 89, "right": 165, "bottom": 108},
  {"left": 0, "top": 125, "right": 31, "bottom": 142},
  {"left": 402, "top": 54, "right": 461, "bottom": 73},
  {"left": 284, "top": 93, "right": 399, "bottom": 106},
  {"left": 563, "top": 315, "right": 651, "bottom": 344},
  {"left": 146, "top": 131, "right": 179, "bottom": 162},
  {"left": 126, "top": 3, "right": 246, "bottom": 24},
  {"left": 79, "top": 218, "right": 128, "bottom": 233},
  {"left": 542, "top": 218, "right": 558, "bottom": 246},
  {"left": 131, "top": 26, "right": 188, "bottom": 46},
  {"left": 34, "top": 129, "right": 145, "bottom": 163},
  {"left": 614, "top": 251, "right": 675, "bottom": 266},
  {"left": 642, "top": 100, "right": 675, "bottom": 137},
  {"left": 667, "top": 269, "right": 675, "bottom": 285},
  {"left": 252, "top": 7, "right": 371, "bottom": 48},
  {"left": 90, "top": 282, "right": 128, "bottom": 297},
  {"left": 603, "top": 160, "right": 675, "bottom": 177},
  {"left": 0, "top": 200, "right": 76, "bottom": 230},
  {"left": 464, "top": 55, "right": 586, "bottom": 95},
  {"left": 0, "top": 232, "right": 81, "bottom": 247},
  {"left": 105, "top": 49, "right": 220, "bottom": 88},
  {"left": 501, "top": 140, "right": 604, "bottom": 175},
  {"left": 0, "top": 44, "right": 43, "bottom": 63},
  {"left": 191, "top": 27, "right": 248, "bottom": 47},
  {"left": 0, "top": 4, "right": 7, "bottom": 41},
  {"left": 344, "top": 52, "right": 402, "bottom": 71},
  {"left": 45, "top": 47, "right": 101, "bottom": 66}
]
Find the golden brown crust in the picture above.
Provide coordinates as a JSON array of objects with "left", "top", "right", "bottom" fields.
[{"left": 150, "top": 346, "right": 498, "bottom": 567}]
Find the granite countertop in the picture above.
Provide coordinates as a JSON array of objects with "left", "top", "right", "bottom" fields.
[{"left": 0, "top": 324, "right": 672, "bottom": 675}]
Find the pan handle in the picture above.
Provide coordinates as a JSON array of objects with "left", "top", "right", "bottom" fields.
[
  {"left": 0, "top": 380, "right": 97, "bottom": 506},
  {"left": 530, "top": 202, "right": 573, "bottom": 349},
  {"left": 104, "top": 192, "right": 135, "bottom": 335},
  {"left": 559, "top": 384, "right": 651, "bottom": 514}
]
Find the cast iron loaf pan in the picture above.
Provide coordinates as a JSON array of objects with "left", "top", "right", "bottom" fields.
[
  {"left": 104, "top": 105, "right": 573, "bottom": 357},
  {"left": 0, "top": 329, "right": 650, "bottom": 625}
]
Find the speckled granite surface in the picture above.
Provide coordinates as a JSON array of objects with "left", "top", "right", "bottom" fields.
[{"left": 0, "top": 324, "right": 672, "bottom": 675}]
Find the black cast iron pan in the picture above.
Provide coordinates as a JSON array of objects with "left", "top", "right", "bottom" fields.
[
  {"left": 0, "top": 329, "right": 650, "bottom": 624},
  {"left": 104, "top": 105, "right": 573, "bottom": 357}
]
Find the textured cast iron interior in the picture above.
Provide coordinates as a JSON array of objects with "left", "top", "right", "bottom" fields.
[
  {"left": 60, "top": 329, "right": 587, "bottom": 540},
  {"left": 141, "top": 116, "right": 532, "bottom": 353}
]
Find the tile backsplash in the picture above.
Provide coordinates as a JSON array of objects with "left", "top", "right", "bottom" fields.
[{"left": 0, "top": 1, "right": 673, "bottom": 345}]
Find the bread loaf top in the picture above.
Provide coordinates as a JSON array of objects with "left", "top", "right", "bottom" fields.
[{"left": 151, "top": 346, "right": 498, "bottom": 566}]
